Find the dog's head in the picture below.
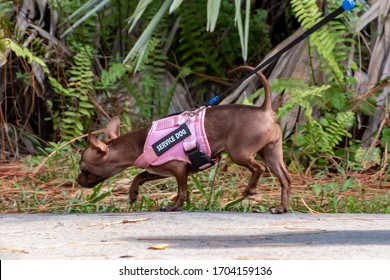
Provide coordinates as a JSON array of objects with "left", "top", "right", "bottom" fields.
[{"left": 76, "top": 117, "right": 123, "bottom": 188}]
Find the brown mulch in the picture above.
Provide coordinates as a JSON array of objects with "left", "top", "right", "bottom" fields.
[{"left": 0, "top": 161, "right": 389, "bottom": 213}]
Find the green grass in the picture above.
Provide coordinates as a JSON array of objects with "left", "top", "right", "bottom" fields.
[{"left": 1, "top": 149, "right": 389, "bottom": 214}]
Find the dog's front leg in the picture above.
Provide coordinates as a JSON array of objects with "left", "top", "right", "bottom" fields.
[
  {"left": 129, "top": 171, "right": 165, "bottom": 202},
  {"left": 161, "top": 163, "right": 189, "bottom": 212}
]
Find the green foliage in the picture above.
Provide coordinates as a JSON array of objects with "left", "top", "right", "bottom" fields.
[
  {"left": 206, "top": 0, "right": 221, "bottom": 32},
  {"left": 3, "top": 145, "right": 390, "bottom": 214},
  {"left": 273, "top": 78, "right": 330, "bottom": 119},
  {"left": 295, "top": 111, "right": 355, "bottom": 162},
  {"left": 353, "top": 147, "right": 382, "bottom": 169},
  {"left": 160, "top": 66, "right": 191, "bottom": 116},
  {"left": 272, "top": 0, "right": 363, "bottom": 168},
  {"left": 291, "top": 0, "right": 353, "bottom": 85},
  {"left": 272, "top": 78, "right": 355, "bottom": 166},
  {"left": 232, "top": 0, "right": 250, "bottom": 61},
  {"left": 381, "top": 128, "right": 390, "bottom": 149},
  {"left": 124, "top": 0, "right": 252, "bottom": 69},
  {"left": 127, "top": 37, "right": 169, "bottom": 120},
  {"left": 53, "top": 0, "right": 100, "bottom": 45},
  {"left": 98, "top": 59, "right": 133, "bottom": 130},
  {"left": 0, "top": 31, "right": 49, "bottom": 71},
  {"left": 310, "top": 178, "right": 362, "bottom": 213},
  {"left": 48, "top": 45, "right": 95, "bottom": 141},
  {"left": 66, "top": 183, "right": 114, "bottom": 213},
  {"left": 208, "top": 1, "right": 271, "bottom": 67},
  {"left": 100, "top": 61, "right": 128, "bottom": 90},
  {"left": 40, "top": 141, "right": 73, "bottom": 159},
  {"left": 176, "top": 2, "right": 223, "bottom": 75},
  {"left": 124, "top": 0, "right": 171, "bottom": 69},
  {"left": 0, "top": 1, "right": 12, "bottom": 26},
  {"left": 61, "top": 0, "right": 111, "bottom": 38},
  {"left": 100, "top": 36, "right": 189, "bottom": 123},
  {"left": 246, "top": 8, "right": 271, "bottom": 63},
  {"left": 323, "top": 84, "right": 355, "bottom": 112}
]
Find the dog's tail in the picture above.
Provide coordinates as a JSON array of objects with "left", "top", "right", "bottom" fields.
[{"left": 230, "top": 66, "right": 272, "bottom": 111}]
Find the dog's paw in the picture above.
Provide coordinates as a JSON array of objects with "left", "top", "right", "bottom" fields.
[
  {"left": 243, "top": 188, "right": 257, "bottom": 197},
  {"left": 130, "top": 198, "right": 137, "bottom": 204},
  {"left": 160, "top": 206, "right": 173, "bottom": 212},
  {"left": 129, "top": 190, "right": 139, "bottom": 203},
  {"left": 160, "top": 205, "right": 180, "bottom": 212},
  {"left": 269, "top": 206, "right": 288, "bottom": 214}
]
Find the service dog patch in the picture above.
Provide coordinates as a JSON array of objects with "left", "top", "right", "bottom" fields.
[{"left": 151, "top": 123, "right": 191, "bottom": 156}]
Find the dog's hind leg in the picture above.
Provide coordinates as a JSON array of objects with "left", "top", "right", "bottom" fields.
[
  {"left": 229, "top": 152, "right": 265, "bottom": 197},
  {"left": 129, "top": 171, "right": 165, "bottom": 202},
  {"left": 259, "top": 139, "right": 291, "bottom": 214}
]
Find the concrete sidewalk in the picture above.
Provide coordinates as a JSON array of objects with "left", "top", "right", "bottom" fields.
[{"left": 1, "top": 212, "right": 390, "bottom": 260}]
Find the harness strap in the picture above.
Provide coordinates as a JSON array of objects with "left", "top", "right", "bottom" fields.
[
  {"left": 155, "top": 114, "right": 183, "bottom": 131},
  {"left": 133, "top": 146, "right": 158, "bottom": 169},
  {"left": 134, "top": 113, "right": 189, "bottom": 168},
  {"left": 182, "top": 110, "right": 215, "bottom": 170},
  {"left": 134, "top": 108, "right": 217, "bottom": 170}
]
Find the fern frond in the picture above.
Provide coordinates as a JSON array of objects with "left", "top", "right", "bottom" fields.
[
  {"left": 127, "top": 37, "right": 171, "bottom": 120},
  {"left": 175, "top": 1, "right": 223, "bottom": 94},
  {"left": 273, "top": 78, "right": 330, "bottom": 120},
  {"left": 0, "top": 37, "right": 49, "bottom": 72},
  {"left": 123, "top": 0, "right": 171, "bottom": 70},
  {"left": 100, "top": 62, "right": 128, "bottom": 88},
  {"left": 0, "top": 1, "right": 13, "bottom": 21},
  {"left": 291, "top": 0, "right": 353, "bottom": 84},
  {"left": 273, "top": 77, "right": 355, "bottom": 164},
  {"left": 49, "top": 45, "right": 95, "bottom": 141},
  {"left": 296, "top": 111, "right": 355, "bottom": 160}
]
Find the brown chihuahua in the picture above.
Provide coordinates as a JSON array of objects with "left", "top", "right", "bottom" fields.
[{"left": 76, "top": 67, "right": 291, "bottom": 213}]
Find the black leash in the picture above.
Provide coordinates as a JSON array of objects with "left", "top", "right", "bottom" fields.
[{"left": 208, "top": 0, "right": 355, "bottom": 106}]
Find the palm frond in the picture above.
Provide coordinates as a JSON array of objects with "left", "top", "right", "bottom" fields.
[
  {"left": 206, "top": 0, "right": 221, "bottom": 32},
  {"left": 128, "top": 0, "right": 154, "bottom": 32},
  {"left": 61, "top": 0, "right": 111, "bottom": 38},
  {"left": 169, "top": 0, "right": 184, "bottom": 14},
  {"left": 123, "top": 0, "right": 171, "bottom": 69},
  {"left": 233, "top": 0, "right": 250, "bottom": 62}
]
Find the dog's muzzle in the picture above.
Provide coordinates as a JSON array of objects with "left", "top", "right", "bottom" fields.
[{"left": 76, "top": 172, "right": 105, "bottom": 188}]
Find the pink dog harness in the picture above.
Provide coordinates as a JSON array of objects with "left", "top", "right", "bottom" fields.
[{"left": 134, "top": 108, "right": 218, "bottom": 170}]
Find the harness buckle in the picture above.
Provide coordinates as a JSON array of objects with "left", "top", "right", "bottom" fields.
[{"left": 184, "top": 143, "right": 215, "bottom": 170}]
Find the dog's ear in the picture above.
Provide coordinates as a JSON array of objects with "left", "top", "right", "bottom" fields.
[
  {"left": 104, "top": 116, "right": 121, "bottom": 142},
  {"left": 89, "top": 133, "right": 109, "bottom": 160}
]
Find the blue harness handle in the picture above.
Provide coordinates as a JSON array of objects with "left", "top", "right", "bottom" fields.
[
  {"left": 342, "top": 0, "right": 355, "bottom": 11},
  {"left": 207, "top": 96, "right": 220, "bottom": 106}
]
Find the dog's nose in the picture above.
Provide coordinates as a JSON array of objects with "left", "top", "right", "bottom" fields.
[
  {"left": 76, "top": 172, "right": 105, "bottom": 189},
  {"left": 75, "top": 173, "right": 90, "bottom": 188},
  {"left": 75, "top": 174, "right": 84, "bottom": 186}
]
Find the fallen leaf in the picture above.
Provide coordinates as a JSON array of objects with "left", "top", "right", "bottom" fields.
[
  {"left": 0, "top": 248, "right": 29, "bottom": 254},
  {"left": 91, "top": 218, "right": 151, "bottom": 229},
  {"left": 122, "top": 218, "right": 151, "bottom": 223},
  {"left": 119, "top": 255, "right": 134, "bottom": 259},
  {"left": 300, "top": 198, "right": 330, "bottom": 215},
  {"left": 169, "top": 194, "right": 177, "bottom": 202},
  {"left": 148, "top": 243, "right": 170, "bottom": 250}
]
